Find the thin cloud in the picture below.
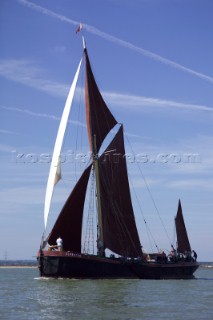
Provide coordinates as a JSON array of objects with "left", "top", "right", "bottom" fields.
[
  {"left": 18, "top": 0, "right": 213, "bottom": 84},
  {"left": 0, "top": 105, "right": 86, "bottom": 127},
  {"left": 104, "top": 91, "right": 213, "bottom": 113},
  {"left": 124, "top": 131, "right": 141, "bottom": 139},
  {"left": 0, "top": 59, "right": 68, "bottom": 97},
  {"left": 0, "top": 129, "right": 17, "bottom": 135},
  {"left": 1, "top": 59, "right": 212, "bottom": 114},
  {"left": 1, "top": 104, "right": 61, "bottom": 120}
]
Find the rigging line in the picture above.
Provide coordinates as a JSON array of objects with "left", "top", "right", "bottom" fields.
[
  {"left": 125, "top": 133, "right": 172, "bottom": 246},
  {"left": 90, "top": 172, "right": 96, "bottom": 254},
  {"left": 60, "top": 176, "right": 73, "bottom": 193},
  {"left": 94, "top": 171, "right": 99, "bottom": 245},
  {"left": 61, "top": 157, "right": 92, "bottom": 201},
  {"left": 128, "top": 175, "right": 158, "bottom": 251},
  {"left": 83, "top": 170, "right": 95, "bottom": 254},
  {"left": 40, "top": 231, "right": 46, "bottom": 249},
  {"left": 111, "top": 163, "right": 143, "bottom": 253},
  {"left": 128, "top": 175, "right": 159, "bottom": 252},
  {"left": 146, "top": 229, "right": 154, "bottom": 253},
  {"left": 90, "top": 172, "right": 95, "bottom": 254}
]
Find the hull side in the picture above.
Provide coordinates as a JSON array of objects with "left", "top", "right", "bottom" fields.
[
  {"left": 130, "top": 261, "right": 199, "bottom": 279},
  {"left": 38, "top": 252, "right": 136, "bottom": 278},
  {"left": 38, "top": 251, "right": 199, "bottom": 279}
]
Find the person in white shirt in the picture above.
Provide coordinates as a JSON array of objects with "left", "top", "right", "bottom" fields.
[{"left": 56, "top": 237, "right": 63, "bottom": 251}]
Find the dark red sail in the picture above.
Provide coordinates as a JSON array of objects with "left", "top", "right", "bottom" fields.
[
  {"left": 84, "top": 49, "right": 117, "bottom": 152},
  {"left": 175, "top": 200, "right": 191, "bottom": 253},
  {"left": 48, "top": 164, "right": 92, "bottom": 252},
  {"left": 98, "top": 125, "right": 142, "bottom": 257}
]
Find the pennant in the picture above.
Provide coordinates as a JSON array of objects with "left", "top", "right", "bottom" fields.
[{"left": 76, "top": 23, "right": 83, "bottom": 34}]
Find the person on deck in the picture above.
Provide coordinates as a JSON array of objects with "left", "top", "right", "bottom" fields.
[
  {"left": 169, "top": 245, "right": 177, "bottom": 261},
  {"left": 56, "top": 237, "right": 63, "bottom": 251},
  {"left": 170, "top": 245, "right": 177, "bottom": 256},
  {"left": 161, "top": 251, "right": 167, "bottom": 262},
  {"left": 192, "top": 250, "right": 197, "bottom": 261}
]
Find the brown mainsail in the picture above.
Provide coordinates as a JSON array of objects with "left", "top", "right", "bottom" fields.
[
  {"left": 85, "top": 49, "right": 141, "bottom": 257},
  {"left": 48, "top": 164, "right": 92, "bottom": 252},
  {"left": 175, "top": 200, "right": 191, "bottom": 253},
  {"left": 98, "top": 126, "right": 142, "bottom": 257}
]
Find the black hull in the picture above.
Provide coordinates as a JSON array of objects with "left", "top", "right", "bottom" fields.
[{"left": 38, "top": 252, "right": 199, "bottom": 280}]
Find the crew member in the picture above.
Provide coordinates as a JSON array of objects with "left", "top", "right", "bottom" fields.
[
  {"left": 192, "top": 250, "right": 197, "bottom": 261},
  {"left": 56, "top": 237, "right": 63, "bottom": 251}
]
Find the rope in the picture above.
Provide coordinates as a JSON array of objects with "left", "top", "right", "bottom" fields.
[
  {"left": 128, "top": 176, "right": 159, "bottom": 252},
  {"left": 125, "top": 133, "right": 172, "bottom": 246}
]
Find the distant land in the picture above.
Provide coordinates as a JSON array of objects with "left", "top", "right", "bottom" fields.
[
  {"left": 0, "top": 260, "right": 37, "bottom": 267},
  {"left": 0, "top": 260, "right": 212, "bottom": 268}
]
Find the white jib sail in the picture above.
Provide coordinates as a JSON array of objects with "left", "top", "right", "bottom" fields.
[{"left": 44, "top": 58, "right": 82, "bottom": 229}]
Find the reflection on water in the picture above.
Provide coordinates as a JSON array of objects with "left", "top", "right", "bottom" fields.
[{"left": 0, "top": 267, "right": 213, "bottom": 320}]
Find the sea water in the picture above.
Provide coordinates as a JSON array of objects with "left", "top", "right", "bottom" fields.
[{"left": 0, "top": 266, "right": 212, "bottom": 320}]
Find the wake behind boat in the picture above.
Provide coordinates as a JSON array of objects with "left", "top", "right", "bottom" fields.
[{"left": 37, "top": 34, "right": 199, "bottom": 279}]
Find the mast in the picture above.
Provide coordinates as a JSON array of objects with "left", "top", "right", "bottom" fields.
[
  {"left": 93, "top": 135, "right": 104, "bottom": 256},
  {"left": 83, "top": 38, "right": 104, "bottom": 256},
  {"left": 83, "top": 40, "right": 117, "bottom": 257}
]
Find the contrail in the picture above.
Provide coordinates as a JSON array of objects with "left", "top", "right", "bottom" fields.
[
  {"left": 104, "top": 92, "right": 213, "bottom": 113},
  {"left": 0, "top": 105, "right": 62, "bottom": 120},
  {"left": 0, "top": 129, "right": 17, "bottom": 135},
  {"left": 2, "top": 86, "right": 213, "bottom": 116},
  {"left": 17, "top": 0, "right": 213, "bottom": 84},
  {"left": 1, "top": 57, "right": 212, "bottom": 113},
  {"left": 0, "top": 105, "right": 86, "bottom": 127}
]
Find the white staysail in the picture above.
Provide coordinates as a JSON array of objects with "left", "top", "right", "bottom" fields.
[{"left": 44, "top": 58, "right": 82, "bottom": 229}]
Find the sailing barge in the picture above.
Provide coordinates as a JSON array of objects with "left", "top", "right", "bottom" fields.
[{"left": 37, "top": 37, "right": 199, "bottom": 279}]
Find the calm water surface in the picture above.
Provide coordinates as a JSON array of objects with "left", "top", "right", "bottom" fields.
[{"left": 0, "top": 267, "right": 212, "bottom": 320}]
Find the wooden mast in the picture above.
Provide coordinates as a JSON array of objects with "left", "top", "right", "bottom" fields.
[
  {"left": 82, "top": 34, "right": 105, "bottom": 257},
  {"left": 93, "top": 135, "right": 105, "bottom": 257}
]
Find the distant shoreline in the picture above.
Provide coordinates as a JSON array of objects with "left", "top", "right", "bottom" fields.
[
  {"left": 0, "top": 266, "right": 37, "bottom": 269},
  {"left": 0, "top": 260, "right": 37, "bottom": 268}
]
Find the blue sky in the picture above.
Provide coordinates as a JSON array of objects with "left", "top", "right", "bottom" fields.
[{"left": 0, "top": 0, "right": 213, "bottom": 261}]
